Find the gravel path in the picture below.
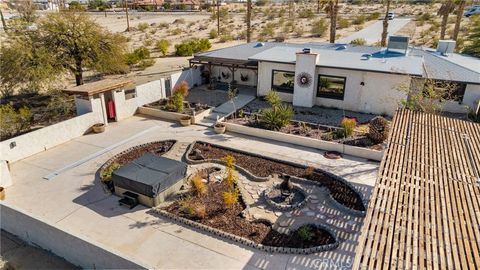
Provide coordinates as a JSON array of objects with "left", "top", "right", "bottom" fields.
[{"left": 242, "top": 98, "right": 384, "bottom": 127}]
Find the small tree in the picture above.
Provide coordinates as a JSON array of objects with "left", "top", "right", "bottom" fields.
[
  {"left": 0, "top": 104, "right": 32, "bottom": 140},
  {"left": 400, "top": 78, "right": 458, "bottom": 114},
  {"left": 463, "top": 16, "right": 480, "bottom": 57}
]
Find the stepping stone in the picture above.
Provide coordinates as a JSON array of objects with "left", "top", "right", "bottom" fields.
[
  {"left": 253, "top": 214, "right": 263, "bottom": 220},
  {"left": 279, "top": 220, "right": 290, "bottom": 227},
  {"left": 274, "top": 211, "right": 282, "bottom": 217},
  {"left": 310, "top": 199, "right": 319, "bottom": 204}
]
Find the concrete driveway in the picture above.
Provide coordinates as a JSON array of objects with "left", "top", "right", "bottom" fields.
[
  {"left": 338, "top": 18, "right": 411, "bottom": 45},
  {"left": 3, "top": 115, "right": 379, "bottom": 269}
]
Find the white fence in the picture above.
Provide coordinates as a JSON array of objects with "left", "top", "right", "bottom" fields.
[{"left": 0, "top": 202, "right": 147, "bottom": 269}]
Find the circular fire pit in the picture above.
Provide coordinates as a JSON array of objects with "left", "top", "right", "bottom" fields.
[{"left": 264, "top": 175, "right": 308, "bottom": 211}]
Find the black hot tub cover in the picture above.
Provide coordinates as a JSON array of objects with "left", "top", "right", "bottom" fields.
[{"left": 112, "top": 153, "right": 187, "bottom": 197}]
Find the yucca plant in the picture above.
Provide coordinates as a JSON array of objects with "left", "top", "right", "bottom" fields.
[{"left": 261, "top": 104, "right": 294, "bottom": 130}]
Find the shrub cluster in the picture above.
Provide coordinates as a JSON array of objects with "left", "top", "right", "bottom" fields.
[
  {"left": 175, "top": 38, "right": 211, "bottom": 56},
  {"left": 0, "top": 104, "right": 32, "bottom": 140}
]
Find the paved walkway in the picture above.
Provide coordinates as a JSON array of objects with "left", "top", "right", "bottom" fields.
[
  {"left": 4, "top": 115, "right": 378, "bottom": 269},
  {"left": 338, "top": 18, "right": 411, "bottom": 45},
  {"left": 199, "top": 94, "right": 256, "bottom": 126}
]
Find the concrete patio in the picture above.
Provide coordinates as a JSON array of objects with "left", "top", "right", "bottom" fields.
[{"left": 3, "top": 115, "right": 378, "bottom": 269}]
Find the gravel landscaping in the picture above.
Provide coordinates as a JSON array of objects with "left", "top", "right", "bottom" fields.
[
  {"left": 185, "top": 87, "right": 229, "bottom": 108},
  {"left": 242, "top": 98, "right": 386, "bottom": 127}
]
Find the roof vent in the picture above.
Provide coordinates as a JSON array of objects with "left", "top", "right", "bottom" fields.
[
  {"left": 254, "top": 42, "right": 265, "bottom": 48},
  {"left": 436, "top": 40, "right": 456, "bottom": 56},
  {"left": 302, "top": 48, "right": 311, "bottom": 54},
  {"left": 336, "top": 45, "right": 347, "bottom": 50}
]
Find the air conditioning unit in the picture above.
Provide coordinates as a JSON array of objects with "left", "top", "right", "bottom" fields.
[{"left": 436, "top": 40, "right": 456, "bottom": 56}]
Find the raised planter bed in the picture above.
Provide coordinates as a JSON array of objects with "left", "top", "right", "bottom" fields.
[
  {"left": 223, "top": 121, "right": 384, "bottom": 161},
  {"left": 141, "top": 100, "right": 213, "bottom": 124},
  {"left": 160, "top": 177, "right": 338, "bottom": 254},
  {"left": 185, "top": 141, "right": 367, "bottom": 215}
]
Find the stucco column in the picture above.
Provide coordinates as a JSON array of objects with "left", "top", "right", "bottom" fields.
[
  {"left": 293, "top": 51, "right": 319, "bottom": 108},
  {"left": 99, "top": 93, "right": 108, "bottom": 126}
]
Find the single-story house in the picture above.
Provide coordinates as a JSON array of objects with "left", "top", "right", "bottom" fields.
[{"left": 189, "top": 38, "right": 480, "bottom": 116}]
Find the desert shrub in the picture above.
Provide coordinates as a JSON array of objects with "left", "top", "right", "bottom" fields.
[
  {"left": 190, "top": 174, "right": 207, "bottom": 195},
  {"left": 350, "top": 38, "right": 367, "bottom": 45},
  {"left": 158, "top": 22, "right": 169, "bottom": 29},
  {"left": 221, "top": 155, "right": 236, "bottom": 187},
  {"left": 295, "top": 26, "right": 304, "bottom": 37},
  {"left": 298, "top": 8, "right": 314, "bottom": 19},
  {"left": 261, "top": 23, "right": 275, "bottom": 38},
  {"left": 175, "top": 38, "right": 211, "bottom": 56},
  {"left": 368, "top": 116, "right": 390, "bottom": 143},
  {"left": 367, "top": 12, "right": 380, "bottom": 21},
  {"left": 193, "top": 203, "right": 206, "bottom": 219},
  {"left": 171, "top": 91, "right": 184, "bottom": 112},
  {"left": 340, "top": 118, "right": 357, "bottom": 137},
  {"left": 156, "top": 39, "right": 170, "bottom": 56},
  {"left": 126, "top": 47, "right": 151, "bottom": 66},
  {"left": 174, "top": 42, "right": 194, "bottom": 56},
  {"left": 137, "top": 22, "right": 149, "bottom": 32},
  {"left": 337, "top": 17, "right": 350, "bottom": 29},
  {"left": 222, "top": 188, "right": 240, "bottom": 207},
  {"left": 311, "top": 18, "right": 327, "bottom": 37},
  {"left": 353, "top": 15, "right": 366, "bottom": 25},
  {"left": 297, "top": 225, "right": 314, "bottom": 242},
  {"left": 170, "top": 28, "right": 183, "bottom": 35},
  {"left": 256, "top": 0, "right": 269, "bottom": 6},
  {"left": 209, "top": 29, "right": 218, "bottom": 39},
  {"left": 0, "top": 104, "right": 33, "bottom": 140},
  {"left": 46, "top": 91, "right": 75, "bottom": 118},
  {"left": 219, "top": 33, "right": 233, "bottom": 43},
  {"left": 138, "top": 58, "right": 155, "bottom": 70},
  {"left": 237, "top": 30, "right": 247, "bottom": 40},
  {"left": 261, "top": 104, "right": 294, "bottom": 131},
  {"left": 416, "top": 12, "right": 432, "bottom": 22},
  {"left": 143, "top": 38, "right": 154, "bottom": 47},
  {"left": 265, "top": 90, "right": 282, "bottom": 108},
  {"left": 100, "top": 163, "right": 120, "bottom": 182},
  {"left": 179, "top": 196, "right": 194, "bottom": 215}
]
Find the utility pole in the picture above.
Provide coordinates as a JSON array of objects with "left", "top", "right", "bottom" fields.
[
  {"left": 217, "top": 0, "right": 220, "bottom": 34},
  {"left": 246, "top": 0, "right": 251, "bottom": 43},
  {"left": 124, "top": 0, "right": 130, "bottom": 32}
]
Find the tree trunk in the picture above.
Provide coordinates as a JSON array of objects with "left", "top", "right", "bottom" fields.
[
  {"left": 0, "top": 8, "right": 7, "bottom": 32},
  {"left": 381, "top": 0, "right": 391, "bottom": 47},
  {"left": 217, "top": 0, "right": 220, "bottom": 34},
  {"left": 452, "top": 0, "right": 466, "bottom": 41},
  {"left": 440, "top": 0, "right": 453, "bottom": 40},
  {"left": 329, "top": 0, "right": 338, "bottom": 43},
  {"left": 247, "top": 0, "right": 251, "bottom": 43},
  {"left": 75, "top": 59, "right": 83, "bottom": 86},
  {"left": 317, "top": 0, "right": 320, "bottom": 14}
]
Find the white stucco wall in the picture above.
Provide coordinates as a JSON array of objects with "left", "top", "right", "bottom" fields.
[
  {"left": 114, "top": 80, "right": 165, "bottom": 121},
  {"left": 0, "top": 112, "right": 103, "bottom": 163},
  {"left": 0, "top": 202, "right": 147, "bottom": 269},
  {"left": 257, "top": 61, "right": 410, "bottom": 116},
  {"left": 170, "top": 68, "right": 203, "bottom": 90},
  {"left": 211, "top": 66, "right": 257, "bottom": 86},
  {"left": 442, "top": 83, "right": 480, "bottom": 113}
]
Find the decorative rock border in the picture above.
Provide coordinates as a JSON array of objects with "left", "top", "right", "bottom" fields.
[
  {"left": 99, "top": 140, "right": 177, "bottom": 180},
  {"left": 263, "top": 186, "right": 310, "bottom": 211},
  {"left": 185, "top": 141, "right": 367, "bottom": 216},
  {"left": 154, "top": 208, "right": 339, "bottom": 254}
]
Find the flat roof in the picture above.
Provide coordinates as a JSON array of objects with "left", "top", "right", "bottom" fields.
[
  {"left": 353, "top": 109, "right": 480, "bottom": 269},
  {"left": 249, "top": 46, "right": 424, "bottom": 76},
  {"left": 63, "top": 79, "right": 133, "bottom": 96}
]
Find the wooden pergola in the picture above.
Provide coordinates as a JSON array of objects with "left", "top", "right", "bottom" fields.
[
  {"left": 353, "top": 109, "right": 480, "bottom": 269},
  {"left": 63, "top": 79, "right": 133, "bottom": 97},
  {"left": 189, "top": 56, "right": 258, "bottom": 85}
]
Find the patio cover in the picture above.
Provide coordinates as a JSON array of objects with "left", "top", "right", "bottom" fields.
[
  {"left": 112, "top": 153, "right": 187, "bottom": 197},
  {"left": 63, "top": 79, "right": 133, "bottom": 97}
]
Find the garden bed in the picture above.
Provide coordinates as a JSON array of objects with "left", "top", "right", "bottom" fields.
[
  {"left": 163, "top": 180, "right": 336, "bottom": 250},
  {"left": 187, "top": 142, "right": 366, "bottom": 212},
  {"left": 145, "top": 99, "right": 210, "bottom": 116}
]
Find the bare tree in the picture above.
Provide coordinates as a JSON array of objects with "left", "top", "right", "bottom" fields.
[
  {"left": 438, "top": 0, "right": 455, "bottom": 40},
  {"left": 381, "top": 0, "right": 391, "bottom": 47},
  {"left": 13, "top": 0, "right": 36, "bottom": 23},
  {"left": 452, "top": 0, "right": 467, "bottom": 41}
]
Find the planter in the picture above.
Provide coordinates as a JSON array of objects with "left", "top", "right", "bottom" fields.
[
  {"left": 92, "top": 123, "right": 105, "bottom": 133},
  {"left": 214, "top": 123, "right": 226, "bottom": 134},
  {"left": 0, "top": 187, "right": 5, "bottom": 200},
  {"left": 179, "top": 116, "right": 191, "bottom": 126}
]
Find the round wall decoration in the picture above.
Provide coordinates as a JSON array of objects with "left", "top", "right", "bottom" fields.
[{"left": 296, "top": 72, "right": 312, "bottom": 88}]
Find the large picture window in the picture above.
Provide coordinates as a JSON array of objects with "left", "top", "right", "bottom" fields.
[
  {"left": 271, "top": 70, "right": 295, "bottom": 93},
  {"left": 317, "top": 75, "right": 346, "bottom": 100}
]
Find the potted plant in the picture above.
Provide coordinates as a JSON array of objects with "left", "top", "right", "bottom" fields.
[
  {"left": 180, "top": 116, "right": 191, "bottom": 126},
  {"left": 214, "top": 122, "right": 226, "bottom": 134},
  {"left": 92, "top": 123, "right": 105, "bottom": 133},
  {"left": 0, "top": 187, "right": 5, "bottom": 200}
]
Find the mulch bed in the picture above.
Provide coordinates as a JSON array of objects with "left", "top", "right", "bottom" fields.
[
  {"left": 190, "top": 142, "right": 365, "bottom": 212},
  {"left": 112, "top": 140, "right": 175, "bottom": 167},
  {"left": 163, "top": 181, "right": 335, "bottom": 248},
  {"left": 146, "top": 100, "right": 210, "bottom": 116}
]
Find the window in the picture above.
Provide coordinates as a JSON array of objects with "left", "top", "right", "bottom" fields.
[
  {"left": 124, "top": 89, "right": 136, "bottom": 100},
  {"left": 317, "top": 75, "right": 346, "bottom": 100},
  {"left": 271, "top": 70, "right": 295, "bottom": 93}
]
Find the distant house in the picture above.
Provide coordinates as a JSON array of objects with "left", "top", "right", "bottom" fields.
[
  {"left": 164, "top": 0, "right": 201, "bottom": 10},
  {"left": 126, "top": 0, "right": 164, "bottom": 9},
  {"left": 190, "top": 38, "right": 480, "bottom": 116}
]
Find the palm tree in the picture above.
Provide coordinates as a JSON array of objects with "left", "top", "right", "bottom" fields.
[
  {"left": 247, "top": 0, "right": 252, "bottom": 42},
  {"left": 452, "top": 0, "right": 467, "bottom": 41},
  {"left": 438, "top": 0, "right": 455, "bottom": 40},
  {"left": 381, "top": 0, "right": 391, "bottom": 47},
  {"left": 320, "top": 0, "right": 339, "bottom": 43},
  {"left": 217, "top": 0, "right": 220, "bottom": 34}
]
